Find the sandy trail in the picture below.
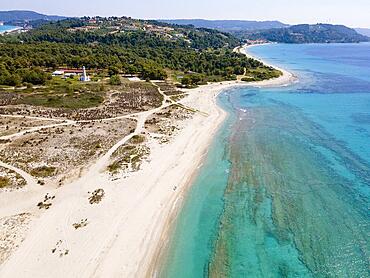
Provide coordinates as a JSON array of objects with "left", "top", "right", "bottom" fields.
[
  {"left": 0, "top": 161, "right": 49, "bottom": 219},
  {"left": 0, "top": 84, "right": 177, "bottom": 140},
  {"left": 86, "top": 82, "right": 181, "bottom": 175},
  {"left": 0, "top": 120, "right": 76, "bottom": 141},
  {"left": 0, "top": 114, "right": 66, "bottom": 122}
]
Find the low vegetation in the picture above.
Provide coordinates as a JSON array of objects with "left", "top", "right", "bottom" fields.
[
  {"left": 72, "top": 219, "right": 88, "bottom": 230},
  {"left": 129, "top": 135, "right": 145, "bottom": 144},
  {"left": 0, "top": 167, "right": 27, "bottom": 190},
  {"left": 30, "top": 166, "right": 56, "bottom": 177},
  {"left": 37, "top": 193, "right": 55, "bottom": 210},
  {"left": 0, "top": 177, "right": 10, "bottom": 188},
  {"left": 51, "top": 240, "right": 69, "bottom": 257},
  {"left": 242, "top": 67, "right": 282, "bottom": 82},
  {"left": 88, "top": 189, "right": 105, "bottom": 205},
  {"left": 0, "top": 120, "right": 136, "bottom": 186},
  {"left": 0, "top": 79, "right": 162, "bottom": 121},
  {"left": 108, "top": 143, "right": 150, "bottom": 175}
]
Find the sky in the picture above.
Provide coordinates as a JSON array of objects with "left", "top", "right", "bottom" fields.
[{"left": 1, "top": 0, "right": 370, "bottom": 28}]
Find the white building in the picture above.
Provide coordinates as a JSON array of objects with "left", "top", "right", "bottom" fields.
[
  {"left": 52, "top": 70, "right": 64, "bottom": 76},
  {"left": 80, "top": 66, "right": 91, "bottom": 82}
]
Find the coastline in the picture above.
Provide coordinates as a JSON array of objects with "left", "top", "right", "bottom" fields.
[
  {"left": 238, "top": 44, "right": 298, "bottom": 87},
  {"left": 0, "top": 45, "right": 295, "bottom": 277},
  {"left": 0, "top": 26, "right": 22, "bottom": 34},
  {"left": 148, "top": 45, "right": 296, "bottom": 276}
]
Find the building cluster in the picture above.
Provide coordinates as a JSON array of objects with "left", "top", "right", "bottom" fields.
[
  {"left": 66, "top": 17, "right": 185, "bottom": 42},
  {"left": 52, "top": 67, "right": 91, "bottom": 82}
]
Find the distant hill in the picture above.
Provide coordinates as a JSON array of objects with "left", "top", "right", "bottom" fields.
[
  {"left": 0, "top": 10, "right": 66, "bottom": 25},
  {"left": 241, "top": 24, "right": 369, "bottom": 43},
  {"left": 355, "top": 28, "right": 370, "bottom": 38},
  {"left": 159, "top": 19, "right": 288, "bottom": 32}
]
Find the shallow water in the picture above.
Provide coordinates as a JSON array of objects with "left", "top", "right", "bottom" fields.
[
  {"left": 160, "top": 43, "right": 370, "bottom": 277},
  {"left": 0, "top": 25, "right": 17, "bottom": 33}
]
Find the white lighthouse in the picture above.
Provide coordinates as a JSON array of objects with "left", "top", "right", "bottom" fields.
[{"left": 80, "top": 66, "right": 91, "bottom": 82}]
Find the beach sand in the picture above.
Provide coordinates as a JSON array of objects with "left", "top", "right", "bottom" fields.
[{"left": 0, "top": 46, "right": 294, "bottom": 277}]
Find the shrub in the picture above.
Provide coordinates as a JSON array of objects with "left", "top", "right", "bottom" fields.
[
  {"left": 109, "top": 75, "right": 122, "bottom": 85},
  {"left": 129, "top": 135, "right": 145, "bottom": 144},
  {"left": 18, "top": 68, "right": 50, "bottom": 85},
  {"left": 30, "top": 166, "right": 56, "bottom": 177},
  {"left": 0, "top": 176, "right": 10, "bottom": 188}
]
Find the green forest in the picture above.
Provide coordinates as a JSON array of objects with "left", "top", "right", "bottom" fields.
[{"left": 0, "top": 18, "right": 278, "bottom": 86}]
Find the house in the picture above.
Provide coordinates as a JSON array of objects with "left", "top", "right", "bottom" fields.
[
  {"left": 52, "top": 67, "right": 90, "bottom": 81},
  {"left": 52, "top": 70, "right": 64, "bottom": 76},
  {"left": 61, "top": 69, "right": 84, "bottom": 75}
]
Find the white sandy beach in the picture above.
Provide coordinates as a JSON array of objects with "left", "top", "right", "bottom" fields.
[
  {"left": 0, "top": 26, "right": 23, "bottom": 34},
  {"left": 0, "top": 46, "right": 294, "bottom": 277},
  {"left": 238, "top": 44, "right": 297, "bottom": 87}
]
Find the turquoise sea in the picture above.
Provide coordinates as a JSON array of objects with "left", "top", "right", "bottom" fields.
[
  {"left": 160, "top": 43, "right": 370, "bottom": 277},
  {"left": 0, "top": 25, "right": 17, "bottom": 33}
]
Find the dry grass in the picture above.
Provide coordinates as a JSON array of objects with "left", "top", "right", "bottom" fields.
[
  {"left": 144, "top": 105, "right": 193, "bottom": 139},
  {"left": 153, "top": 81, "right": 185, "bottom": 96},
  {"left": 0, "top": 119, "right": 136, "bottom": 186},
  {"left": 129, "top": 134, "right": 146, "bottom": 144},
  {"left": 0, "top": 117, "right": 59, "bottom": 137},
  {"left": 0, "top": 81, "right": 163, "bottom": 121},
  {"left": 108, "top": 142, "right": 150, "bottom": 175},
  {"left": 0, "top": 167, "right": 27, "bottom": 191}
]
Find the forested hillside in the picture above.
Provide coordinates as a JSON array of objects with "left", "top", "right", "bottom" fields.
[
  {"left": 0, "top": 10, "right": 65, "bottom": 21},
  {"left": 239, "top": 24, "right": 369, "bottom": 43},
  {"left": 0, "top": 17, "right": 279, "bottom": 86}
]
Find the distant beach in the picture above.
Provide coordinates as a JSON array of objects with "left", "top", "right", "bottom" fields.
[
  {"left": 0, "top": 25, "right": 21, "bottom": 34},
  {"left": 238, "top": 44, "right": 297, "bottom": 86}
]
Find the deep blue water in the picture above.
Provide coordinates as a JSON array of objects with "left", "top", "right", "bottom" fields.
[{"left": 161, "top": 43, "right": 370, "bottom": 277}]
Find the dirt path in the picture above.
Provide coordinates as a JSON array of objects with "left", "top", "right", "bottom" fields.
[
  {"left": 86, "top": 82, "right": 174, "bottom": 175},
  {"left": 0, "top": 121, "right": 76, "bottom": 141}
]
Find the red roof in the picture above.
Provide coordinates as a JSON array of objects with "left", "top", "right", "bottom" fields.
[{"left": 61, "top": 69, "right": 84, "bottom": 73}]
